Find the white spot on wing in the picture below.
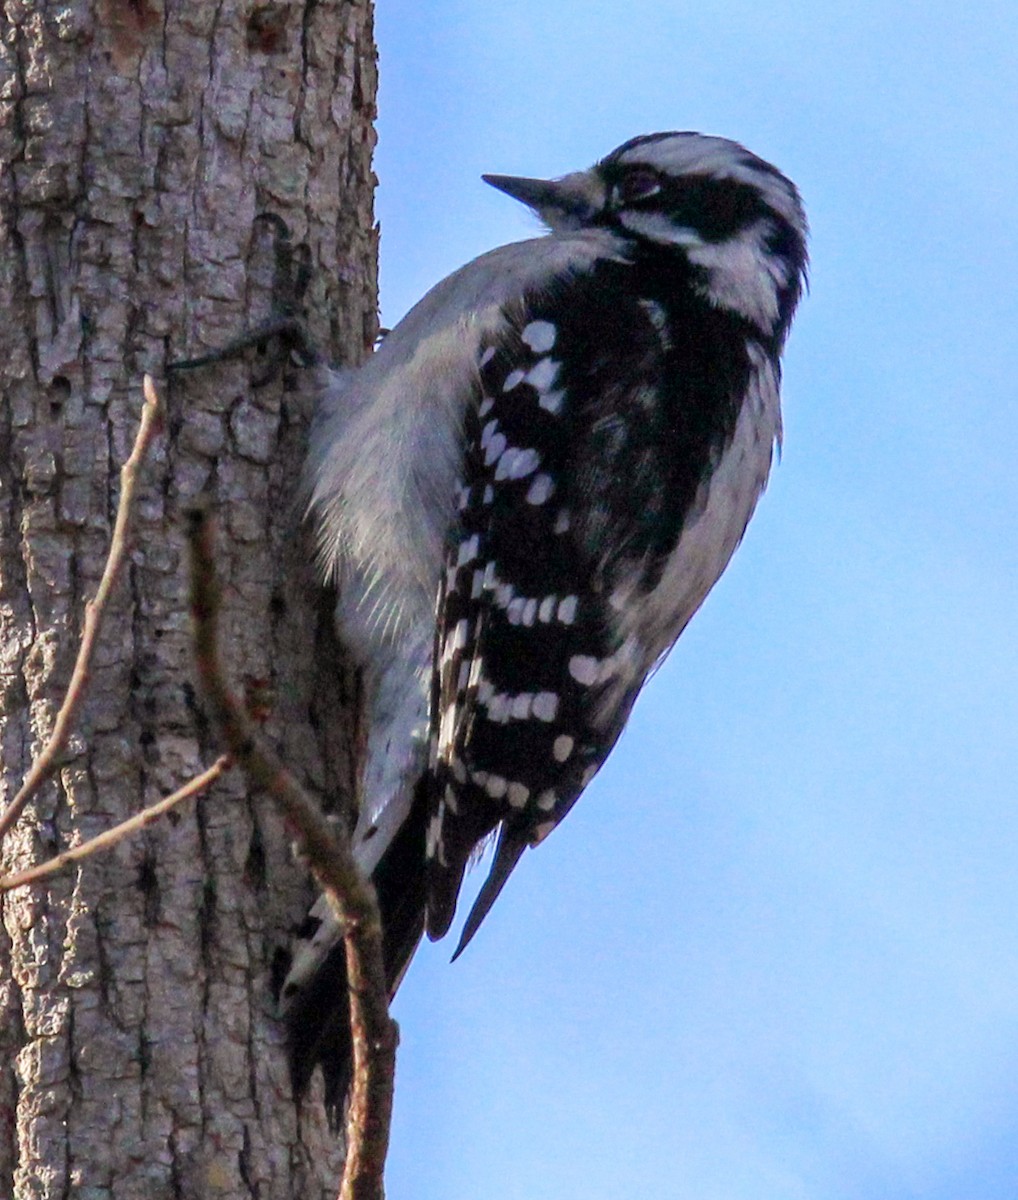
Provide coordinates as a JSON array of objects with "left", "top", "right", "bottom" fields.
[
  {"left": 439, "top": 701, "right": 458, "bottom": 750},
  {"left": 457, "top": 535, "right": 479, "bottom": 566},
  {"left": 526, "top": 474, "right": 554, "bottom": 505},
  {"left": 510, "top": 447, "right": 540, "bottom": 478},
  {"left": 522, "top": 320, "right": 556, "bottom": 352},
  {"left": 532, "top": 692, "right": 559, "bottom": 721},
  {"left": 485, "top": 774, "right": 508, "bottom": 799},
  {"left": 527, "top": 357, "right": 559, "bottom": 392},
  {"left": 557, "top": 595, "right": 578, "bottom": 624},
  {"left": 441, "top": 619, "right": 468, "bottom": 666},
  {"left": 539, "top": 389, "right": 565, "bottom": 415},
  {"left": 507, "top": 781, "right": 530, "bottom": 808},
  {"left": 495, "top": 446, "right": 540, "bottom": 482},
  {"left": 483, "top": 429, "right": 507, "bottom": 466},
  {"left": 480, "top": 419, "right": 498, "bottom": 449},
  {"left": 426, "top": 814, "right": 444, "bottom": 863},
  {"left": 568, "top": 655, "right": 600, "bottom": 685},
  {"left": 494, "top": 448, "right": 515, "bottom": 482},
  {"left": 553, "top": 734, "right": 574, "bottom": 762}
]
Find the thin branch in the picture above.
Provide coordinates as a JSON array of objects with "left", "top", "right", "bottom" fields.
[
  {"left": 0, "top": 756, "right": 230, "bottom": 894},
  {"left": 185, "top": 504, "right": 396, "bottom": 1200},
  {"left": 0, "top": 375, "right": 164, "bottom": 845}
]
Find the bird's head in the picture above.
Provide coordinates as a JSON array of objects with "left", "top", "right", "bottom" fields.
[{"left": 484, "top": 131, "right": 808, "bottom": 336}]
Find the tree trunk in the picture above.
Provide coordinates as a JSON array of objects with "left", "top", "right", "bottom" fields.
[{"left": 0, "top": 3, "right": 377, "bottom": 1196}]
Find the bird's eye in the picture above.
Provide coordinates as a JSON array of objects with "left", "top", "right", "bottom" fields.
[{"left": 618, "top": 169, "right": 661, "bottom": 204}]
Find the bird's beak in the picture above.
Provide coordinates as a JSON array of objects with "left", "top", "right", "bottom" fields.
[
  {"left": 482, "top": 174, "right": 567, "bottom": 209},
  {"left": 483, "top": 169, "right": 604, "bottom": 229}
]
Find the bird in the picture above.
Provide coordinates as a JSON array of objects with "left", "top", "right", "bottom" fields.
[{"left": 278, "top": 130, "right": 808, "bottom": 1115}]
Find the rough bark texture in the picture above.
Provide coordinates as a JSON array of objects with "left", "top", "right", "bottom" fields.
[{"left": 0, "top": 3, "right": 378, "bottom": 1196}]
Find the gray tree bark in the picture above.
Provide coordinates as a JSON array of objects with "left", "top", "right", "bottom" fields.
[{"left": 0, "top": 3, "right": 378, "bottom": 1196}]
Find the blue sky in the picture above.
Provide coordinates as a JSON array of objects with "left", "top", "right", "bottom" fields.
[{"left": 371, "top": 4, "right": 1018, "bottom": 1197}]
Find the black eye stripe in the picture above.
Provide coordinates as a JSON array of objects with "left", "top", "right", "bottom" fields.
[
  {"left": 664, "top": 175, "right": 771, "bottom": 240},
  {"left": 607, "top": 168, "right": 774, "bottom": 242}
]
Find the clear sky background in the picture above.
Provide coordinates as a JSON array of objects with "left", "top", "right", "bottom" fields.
[{"left": 371, "top": 4, "right": 1018, "bottom": 1197}]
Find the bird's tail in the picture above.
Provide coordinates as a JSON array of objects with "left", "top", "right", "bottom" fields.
[{"left": 278, "top": 780, "right": 428, "bottom": 1125}]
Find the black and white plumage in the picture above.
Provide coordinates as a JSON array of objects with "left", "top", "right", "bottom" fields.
[{"left": 281, "top": 131, "right": 808, "bottom": 1111}]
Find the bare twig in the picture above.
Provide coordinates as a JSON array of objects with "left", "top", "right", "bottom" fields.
[
  {"left": 185, "top": 504, "right": 396, "bottom": 1200},
  {"left": 0, "top": 756, "right": 230, "bottom": 894},
  {"left": 0, "top": 375, "right": 164, "bottom": 846}
]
